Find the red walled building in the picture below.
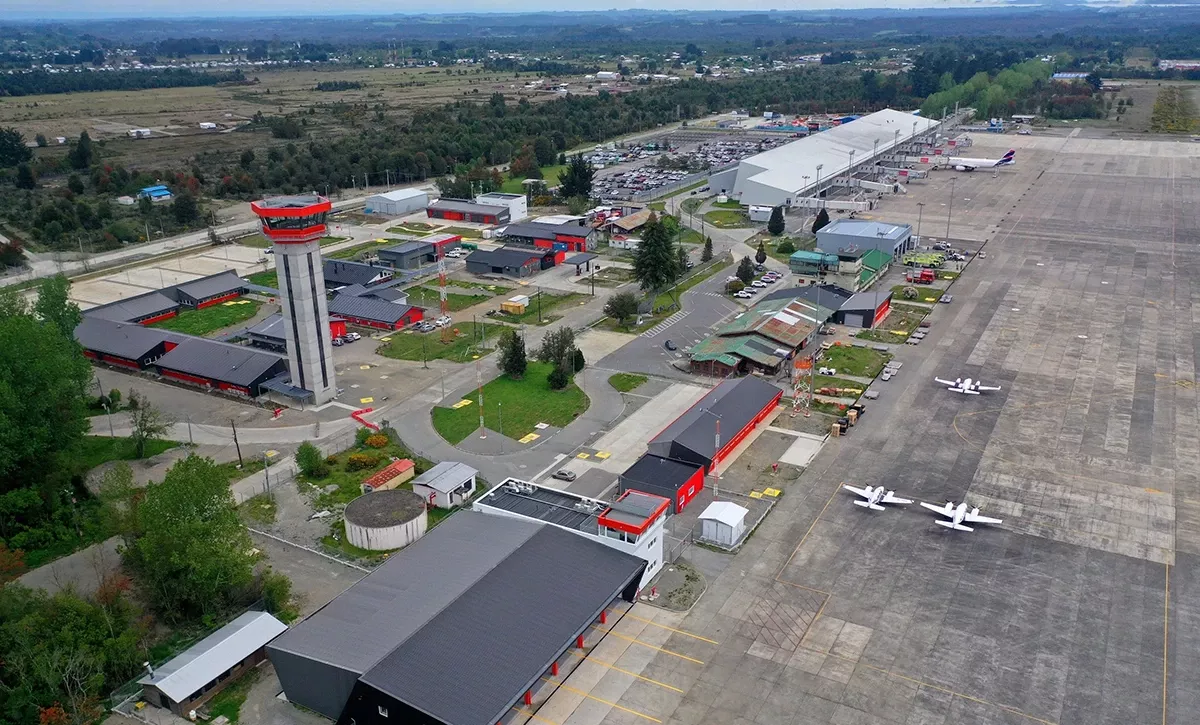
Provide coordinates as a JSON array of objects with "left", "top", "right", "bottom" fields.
[
  {"left": 646, "top": 376, "right": 782, "bottom": 473},
  {"left": 618, "top": 454, "right": 706, "bottom": 514},
  {"left": 426, "top": 199, "right": 510, "bottom": 225}
]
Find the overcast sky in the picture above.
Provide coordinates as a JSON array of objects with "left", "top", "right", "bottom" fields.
[{"left": 5, "top": 0, "right": 1017, "bottom": 21}]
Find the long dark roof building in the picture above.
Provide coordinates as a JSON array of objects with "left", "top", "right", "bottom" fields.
[
  {"left": 648, "top": 376, "right": 782, "bottom": 471},
  {"left": 268, "top": 511, "right": 644, "bottom": 725}
]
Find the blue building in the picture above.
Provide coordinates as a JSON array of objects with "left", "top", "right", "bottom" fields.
[
  {"left": 138, "top": 185, "right": 174, "bottom": 202},
  {"left": 815, "top": 219, "right": 914, "bottom": 259}
]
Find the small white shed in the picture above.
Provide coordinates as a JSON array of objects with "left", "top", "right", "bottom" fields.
[
  {"left": 749, "top": 205, "right": 774, "bottom": 223},
  {"left": 411, "top": 462, "right": 479, "bottom": 509},
  {"left": 698, "top": 501, "right": 748, "bottom": 547}
]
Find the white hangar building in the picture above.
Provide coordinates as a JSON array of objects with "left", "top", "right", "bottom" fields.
[{"left": 711, "top": 108, "right": 942, "bottom": 208}]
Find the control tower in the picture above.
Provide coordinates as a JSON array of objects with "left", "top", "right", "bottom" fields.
[{"left": 250, "top": 194, "right": 337, "bottom": 405}]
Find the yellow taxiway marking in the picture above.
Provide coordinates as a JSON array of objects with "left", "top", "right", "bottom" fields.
[
  {"left": 576, "top": 452, "right": 590, "bottom": 459},
  {"left": 512, "top": 706, "right": 557, "bottom": 725},
  {"left": 566, "top": 649, "right": 685, "bottom": 692},
  {"left": 540, "top": 678, "right": 661, "bottom": 723},
  {"left": 617, "top": 610, "right": 720, "bottom": 645},
  {"left": 359, "top": 397, "right": 374, "bottom": 404},
  {"left": 589, "top": 626, "right": 704, "bottom": 664}
]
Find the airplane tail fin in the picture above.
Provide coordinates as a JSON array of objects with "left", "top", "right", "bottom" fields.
[
  {"left": 935, "top": 520, "right": 974, "bottom": 532},
  {"left": 997, "top": 150, "right": 1015, "bottom": 165},
  {"left": 853, "top": 501, "right": 887, "bottom": 511}
]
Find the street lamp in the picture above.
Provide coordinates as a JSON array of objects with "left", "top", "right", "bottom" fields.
[
  {"left": 946, "top": 177, "right": 957, "bottom": 241},
  {"left": 815, "top": 164, "right": 823, "bottom": 207},
  {"left": 847, "top": 150, "right": 856, "bottom": 179},
  {"left": 101, "top": 402, "right": 115, "bottom": 437},
  {"left": 916, "top": 202, "right": 925, "bottom": 241}
]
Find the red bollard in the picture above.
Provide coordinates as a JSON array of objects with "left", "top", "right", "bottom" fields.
[
  {"left": 551, "top": 662, "right": 559, "bottom": 676},
  {"left": 525, "top": 691, "right": 533, "bottom": 706},
  {"left": 600, "top": 610, "right": 607, "bottom": 624},
  {"left": 576, "top": 635, "right": 585, "bottom": 649}
]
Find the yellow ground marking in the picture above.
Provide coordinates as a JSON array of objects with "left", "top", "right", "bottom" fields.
[
  {"left": 589, "top": 626, "right": 705, "bottom": 664},
  {"left": 359, "top": 365, "right": 371, "bottom": 370},
  {"left": 519, "top": 433, "right": 540, "bottom": 444},
  {"left": 1164, "top": 562, "right": 1171, "bottom": 725},
  {"left": 749, "top": 491, "right": 764, "bottom": 499},
  {"left": 576, "top": 452, "right": 591, "bottom": 459},
  {"left": 565, "top": 649, "right": 685, "bottom": 692},
  {"left": 264, "top": 450, "right": 279, "bottom": 458},
  {"left": 512, "top": 706, "right": 557, "bottom": 725},
  {"left": 594, "top": 451, "right": 611, "bottom": 459},
  {"left": 359, "top": 397, "right": 374, "bottom": 404},
  {"left": 763, "top": 487, "right": 782, "bottom": 497},
  {"left": 617, "top": 610, "right": 720, "bottom": 645},
  {"left": 450, "top": 399, "right": 473, "bottom": 409},
  {"left": 777, "top": 480, "right": 844, "bottom": 583},
  {"left": 1146, "top": 488, "right": 1164, "bottom": 494},
  {"left": 379, "top": 337, "right": 392, "bottom": 342},
  {"left": 540, "top": 678, "right": 662, "bottom": 723}
]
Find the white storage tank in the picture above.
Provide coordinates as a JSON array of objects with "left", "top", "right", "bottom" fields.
[{"left": 344, "top": 489, "right": 428, "bottom": 551}]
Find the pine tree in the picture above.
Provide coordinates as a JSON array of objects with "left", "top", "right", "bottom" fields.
[
  {"left": 701, "top": 236, "right": 714, "bottom": 262},
  {"left": 737, "top": 256, "right": 755, "bottom": 284},
  {"left": 767, "top": 205, "right": 785, "bottom": 235},
  {"left": 497, "top": 328, "right": 527, "bottom": 379},
  {"left": 14, "top": 163, "right": 36, "bottom": 190},
  {"left": 812, "top": 207, "right": 831, "bottom": 234},
  {"left": 68, "top": 131, "right": 93, "bottom": 170},
  {"left": 632, "top": 217, "right": 676, "bottom": 294},
  {"left": 755, "top": 241, "right": 767, "bottom": 265}
]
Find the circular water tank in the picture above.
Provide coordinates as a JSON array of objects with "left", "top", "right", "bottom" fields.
[{"left": 344, "top": 489, "right": 427, "bottom": 551}]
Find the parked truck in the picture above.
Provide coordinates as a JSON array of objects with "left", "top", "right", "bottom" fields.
[{"left": 906, "top": 268, "right": 936, "bottom": 284}]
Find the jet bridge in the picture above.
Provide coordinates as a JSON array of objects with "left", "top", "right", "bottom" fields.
[
  {"left": 788, "top": 196, "right": 874, "bottom": 212},
  {"left": 831, "top": 177, "right": 907, "bottom": 194}
]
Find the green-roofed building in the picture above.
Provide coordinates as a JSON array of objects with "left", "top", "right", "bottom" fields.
[{"left": 687, "top": 295, "right": 837, "bottom": 376}]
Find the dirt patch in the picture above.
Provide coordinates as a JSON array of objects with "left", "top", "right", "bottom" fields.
[{"left": 648, "top": 559, "right": 706, "bottom": 611}]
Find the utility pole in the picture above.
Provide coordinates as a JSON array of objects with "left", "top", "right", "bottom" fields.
[
  {"left": 946, "top": 177, "right": 956, "bottom": 242},
  {"left": 102, "top": 402, "right": 115, "bottom": 437},
  {"left": 230, "top": 419, "right": 244, "bottom": 467},
  {"left": 263, "top": 452, "right": 271, "bottom": 494},
  {"left": 713, "top": 416, "right": 721, "bottom": 500},
  {"left": 186, "top": 415, "right": 193, "bottom": 446},
  {"left": 476, "top": 359, "right": 486, "bottom": 439},
  {"left": 498, "top": 402, "right": 504, "bottom": 452},
  {"left": 916, "top": 202, "right": 925, "bottom": 241},
  {"left": 537, "top": 286, "right": 543, "bottom": 324}
]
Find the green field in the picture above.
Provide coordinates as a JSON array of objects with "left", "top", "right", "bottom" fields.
[
  {"left": 431, "top": 361, "right": 590, "bottom": 444},
  {"left": 491, "top": 292, "right": 588, "bottom": 325},
  {"left": 438, "top": 226, "right": 484, "bottom": 239},
  {"left": 244, "top": 269, "right": 277, "bottom": 287},
  {"left": 501, "top": 164, "right": 567, "bottom": 194},
  {"left": 819, "top": 345, "right": 892, "bottom": 378},
  {"left": 77, "top": 436, "right": 180, "bottom": 473},
  {"left": 681, "top": 197, "right": 707, "bottom": 215},
  {"left": 376, "top": 322, "right": 501, "bottom": 362},
  {"left": 406, "top": 285, "right": 491, "bottom": 312},
  {"left": 151, "top": 299, "right": 262, "bottom": 336},
  {"left": 704, "top": 210, "right": 754, "bottom": 228},
  {"left": 425, "top": 279, "right": 510, "bottom": 294},
  {"left": 387, "top": 223, "right": 437, "bottom": 235},
  {"left": 678, "top": 227, "right": 705, "bottom": 245},
  {"left": 712, "top": 199, "right": 743, "bottom": 209},
  {"left": 608, "top": 373, "right": 648, "bottom": 392},
  {"left": 891, "top": 284, "right": 943, "bottom": 304},
  {"left": 326, "top": 239, "right": 396, "bottom": 261}
]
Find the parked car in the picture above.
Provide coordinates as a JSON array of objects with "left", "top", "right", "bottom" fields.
[
  {"left": 819, "top": 326, "right": 835, "bottom": 335},
  {"left": 552, "top": 469, "right": 577, "bottom": 482},
  {"left": 818, "top": 366, "right": 836, "bottom": 376},
  {"left": 919, "top": 320, "right": 932, "bottom": 328},
  {"left": 743, "top": 287, "right": 759, "bottom": 294},
  {"left": 939, "top": 295, "right": 953, "bottom": 304},
  {"left": 751, "top": 281, "right": 768, "bottom": 288},
  {"left": 264, "top": 248, "right": 274, "bottom": 255},
  {"left": 726, "top": 275, "right": 739, "bottom": 283},
  {"left": 881, "top": 371, "right": 893, "bottom": 381},
  {"left": 754, "top": 263, "right": 766, "bottom": 272},
  {"left": 331, "top": 337, "right": 344, "bottom": 347},
  {"left": 416, "top": 322, "right": 435, "bottom": 332},
  {"left": 434, "top": 315, "right": 453, "bottom": 327},
  {"left": 1017, "top": 129, "right": 1032, "bottom": 136},
  {"left": 734, "top": 291, "right": 754, "bottom": 299},
  {"left": 344, "top": 332, "right": 361, "bottom": 342},
  {"left": 664, "top": 340, "right": 677, "bottom": 351}
]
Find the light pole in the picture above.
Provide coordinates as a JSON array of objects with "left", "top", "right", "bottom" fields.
[
  {"left": 498, "top": 402, "right": 503, "bottom": 453},
  {"left": 101, "top": 402, "right": 115, "bottom": 437},
  {"left": 847, "top": 150, "right": 855, "bottom": 179},
  {"left": 815, "top": 164, "right": 823, "bottom": 207},
  {"left": 916, "top": 202, "right": 925, "bottom": 242},
  {"left": 946, "top": 177, "right": 957, "bottom": 241}
]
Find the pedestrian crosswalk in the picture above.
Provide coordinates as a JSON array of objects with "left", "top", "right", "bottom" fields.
[{"left": 642, "top": 310, "right": 689, "bottom": 338}]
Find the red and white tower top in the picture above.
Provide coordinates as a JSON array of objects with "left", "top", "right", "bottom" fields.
[{"left": 249, "top": 194, "right": 332, "bottom": 244}]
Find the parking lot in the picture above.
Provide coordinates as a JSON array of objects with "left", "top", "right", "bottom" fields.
[
  {"left": 591, "top": 136, "right": 788, "bottom": 200},
  {"left": 525, "top": 130, "right": 1200, "bottom": 725}
]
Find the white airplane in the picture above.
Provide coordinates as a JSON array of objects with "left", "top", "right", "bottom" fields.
[
  {"left": 920, "top": 501, "right": 1003, "bottom": 531},
  {"left": 842, "top": 484, "right": 913, "bottom": 511},
  {"left": 934, "top": 377, "right": 1002, "bottom": 395},
  {"left": 943, "top": 149, "right": 1015, "bottom": 172}
]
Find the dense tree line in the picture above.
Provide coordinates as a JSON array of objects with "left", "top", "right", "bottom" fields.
[{"left": 0, "top": 68, "right": 247, "bottom": 97}]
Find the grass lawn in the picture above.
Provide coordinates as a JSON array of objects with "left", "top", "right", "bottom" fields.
[
  {"left": 890, "top": 284, "right": 943, "bottom": 304},
  {"left": 431, "top": 362, "right": 590, "bottom": 444},
  {"left": 205, "top": 667, "right": 261, "bottom": 725},
  {"left": 77, "top": 436, "right": 180, "bottom": 473},
  {"left": 648, "top": 201, "right": 666, "bottom": 212},
  {"left": 492, "top": 292, "right": 588, "bottom": 326},
  {"left": 576, "top": 266, "right": 635, "bottom": 288},
  {"left": 243, "top": 269, "right": 277, "bottom": 287},
  {"left": 681, "top": 197, "right": 706, "bottom": 215},
  {"left": 653, "top": 261, "right": 726, "bottom": 310},
  {"left": 321, "top": 520, "right": 396, "bottom": 562},
  {"left": 301, "top": 439, "right": 433, "bottom": 511},
  {"left": 712, "top": 199, "right": 743, "bottom": 209},
  {"left": 430, "top": 279, "right": 510, "bottom": 294},
  {"left": 820, "top": 345, "right": 892, "bottom": 378},
  {"left": 609, "top": 373, "right": 648, "bottom": 392},
  {"left": 376, "top": 322, "right": 501, "bottom": 362},
  {"left": 240, "top": 493, "right": 277, "bottom": 525},
  {"left": 151, "top": 299, "right": 262, "bottom": 336},
  {"left": 327, "top": 239, "right": 395, "bottom": 261},
  {"left": 704, "top": 210, "right": 755, "bottom": 228},
  {"left": 386, "top": 223, "right": 435, "bottom": 235},
  {"left": 855, "top": 306, "right": 926, "bottom": 343},
  {"left": 406, "top": 285, "right": 491, "bottom": 312},
  {"left": 678, "top": 227, "right": 705, "bottom": 245},
  {"left": 500, "top": 164, "right": 567, "bottom": 194},
  {"left": 439, "top": 226, "right": 483, "bottom": 239},
  {"left": 238, "top": 235, "right": 344, "bottom": 249}
]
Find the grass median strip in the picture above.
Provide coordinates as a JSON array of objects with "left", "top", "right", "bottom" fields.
[
  {"left": 376, "top": 321, "right": 501, "bottom": 362},
  {"left": 431, "top": 361, "right": 590, "bottom": 444},
  {"left": 609, "top": 373, "right": 648, "bottom": 392}
]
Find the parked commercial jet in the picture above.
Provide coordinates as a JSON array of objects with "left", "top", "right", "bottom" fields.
[
  {"left": 934, "top": 377, "right": 1002, "bottom": 395},
  {"left": 842, "top": 484, "right": 913, "bottom": 511},
  {"left": 920, "top": 501, "right": 1004, "bottom": 531},
  {"left": 944, "top": 149, "right": 1015, "bottom": 171}
]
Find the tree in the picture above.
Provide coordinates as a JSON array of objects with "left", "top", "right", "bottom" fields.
[
  {"left": 497, "top": 328, "right": 528, "bottom": 379},
  {"left": 67, "top": 174, "right": 85, "bottom": 195},
  {"left": 126, "top": 391, "right": 171, "bottom": 459},
  {"left": 701, "top": 236, "right": 713, "bottom": 262},
  {"left": 533, "top": 135, "right": 556, "bottom": 167},
  {"left": 737, "top": 256, "right": 755, "bottom": 285},
  {"left": 295, "top": 441, "right": 327, "bottom": 478},
  {"left": 0, "top": 288, "right": 91, "bottom": 493},
  {"left": 0, "top": 541, "right": 25, "bottom": 583},
  {"left": 130, "top": 455, "right": 257, "bottom": 621},
  {"left": 811, "top": 207, "right": 830, "bottom": 234},
  {"left": 777, "top": 239, "right": 796, "bottom": 255},
  {"left": 767, "top": 206, "right": 785, "bottom": 235},
  {"left": 172, "top": 191, "right": 199, "bottom": 224},
  {"left": 726, "top": 280, "right": 745, "bottom": 293},
  {"left": 96, "top": 463, "right": 138, "bottom": 546},
  {"left": 67, "top": 131, "right": 93, "bottom": 170},
  {"left": 755, "top": 241, "right": 767, "bottom": 265},
  {"left": 567, "top": 195, "right": 590, "bottom": 215},
  {"left": 33, "top": 275, "right": 82, "bottom": 341},
  {"left": 35, "top": 133, "right": 48, "bottom": 148},
  {"left": 537, "top": 326, "right": 576, "bottom": 368},
  {"left": 676, "top": 245, "right": 690, "bottom": 278},
  {"left": 547, "top": 365, "right": 570, "bottom": 391},
  {"left": 15, "top": 163, "right": 36, "bottom": 189},
  {"left": 573, "top": 348, "right": 585, "bottom": 373},
  {"left": 603, "top": 291, "right": 639, "bottom": 326},
  {"left": 0, "top": 127, "right": 32, "bottom": 167},
  {"left": 558, "top": 154, "right": 594, "bottom": 199},
  {"left": 632, "top": 217, "right": 676, "bottom": 294}
]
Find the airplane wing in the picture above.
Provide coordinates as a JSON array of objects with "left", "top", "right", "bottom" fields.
[
  {"left": 933, "top": 378, "right": 957, "bottom": 387},
  {"left": 960, "top": 389, "right": 981, "bottom": 395},
  {"left": 978, "top": 385, "right": 1002, "bottom": 391},
  {"left": 841, "top": 484, "right": 872, "bottom": 499},
  {"left": 882, "top": 492, "right": 913, "bottom": 505},
  {"left": 920, "top": 502, "right": 954, "bottom": 517},
  {"left": 965, "top": 511, "right": 1003, "bottom": 525}
]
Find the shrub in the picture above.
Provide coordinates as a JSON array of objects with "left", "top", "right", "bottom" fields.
[
  {"left": 777, "top": 239, "right": 796, "bottom": 255},
  {"left": 726, "top": 280, "right": 745, "bottom": 293},
  {"left": 354, "top": 427, "right": 373, "bottom": 447},
  {"left": 347, "top": 452, "right": 381, "bottom": 471},
  {"left": 260, "top": 568, "right": 296, "bottom": 621},
  {"left": 108, "top": 389, "right": 122, "bottom": 407},
  {"left": 548, "top": 366, "right": 570, "bottom": 390},
  {"left": 296, "top": 441, "right": 328, "bottom": 478},
  {"left": 573, "top": 348, "right": 585, "bottom": 373},
  {"left": 364, "top": 433, "right": 390, "bottom": 449}
]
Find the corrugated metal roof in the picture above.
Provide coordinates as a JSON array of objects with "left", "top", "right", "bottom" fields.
[
  {"left": 359, "top": 521, "right": 644, "bottom": 725},
  {"left": 173, "top": 271, "right": 246, "bottom": 302},
  {"left": 716, "top": 297, "right": 834, "bottom": 348},
  {"left": 844, "top": 291, "right": 893, "bottom": 312},
  {"left": 621, "top": 454, "right": 702, "bottom": 493},
  {"left": 381, "top": 240, "right": 433, "bottom": 256},
  {"left": 366, "top": 287, "right": 408, "bottom": 303},
  {"left": 267, "top": 511, "right": 542, "bottom": 674},
  {"left": 323, "top": 260, "right": 391, "bottom": 288},
  {"left": 155, "top": 338, "right": 284, "bottom": 386},
  {"left": 429, "top": 198, "right": 508, "bottom": 215},
  {"left": 411, "top": 461, "right": 477, "bottom": 493},
  {"left": 818, "top": 218, "right": 911, "bottom": 241},
  {"left": 139, "top": 611, "right": 287, "bottom": 703},
  {"left": 500, "top": 219, "right": 592, "bottom": 241},
  {"left": 84, "top": 291, "right": 180, "bottom": 323},
  {"left": 247, "top": 313, "right": 286, "bottom": 340},
  {"left": 698, "top": 501, "right": 748, "bottom": 528},
  {"left": 609, "top": 208, "right": 652, "bottom": 231},
  {"left": 650, "top": 377, "right": 780, "bottom": 461},
  {"left": 466, "top": 247, "right": 543, "bottom": 268},
  {"left": 326, "top": 295, "right": 414, "bottom": 324},
  {"left": 75, "top": 316, "right": 183, "bottom": 359},
  {"left": 371, "top": 188, "right": 427, "bottom": 202}
]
